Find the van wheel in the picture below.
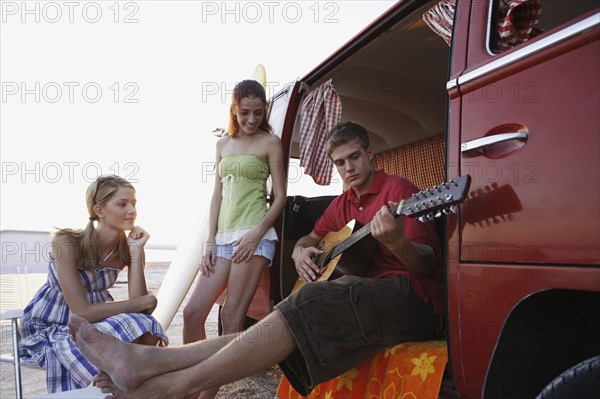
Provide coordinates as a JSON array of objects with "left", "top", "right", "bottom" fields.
[{"left": 536, "top": 355, "right": 600, "bottom": 399}]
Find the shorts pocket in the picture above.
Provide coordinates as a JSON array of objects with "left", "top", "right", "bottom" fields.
[
  {"left": 296, "top": 283, "right": 377, "bottom": 366},
  {"left": 394, "top": 275, "right": 410, "bottom": 297},
  {"left": 349, "top": 283, "right": 385, "bottom": 343}
]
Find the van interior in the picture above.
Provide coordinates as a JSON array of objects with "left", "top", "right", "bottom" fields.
[
  {"left": 279, "top": 0, "right": 451, "bottom": 299},
  {"left": 285, "top": 0, "right": 597, "bottom": 162},
  {"left": 276, "top": 0, "right": 600, "bottom": 299},
  {"left": 288, "top": 1, "right": 449, "bottom": 177}
]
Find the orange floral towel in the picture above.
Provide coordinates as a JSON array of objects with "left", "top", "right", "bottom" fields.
[{"left": 276, "top": 340, "right": 448, "bottom": 399}]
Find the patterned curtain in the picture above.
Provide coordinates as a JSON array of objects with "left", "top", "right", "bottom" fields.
[
  {"left": 374, "top": 135, "right": 446, "bottom": 190},
  {"left": 496, "top": 0, "right": 542, "bottom": 51},
  {"left": 423, "top": 0, "right": 542, "bottom": 51},
  {"left": 299, "top": 80, "right": 342, "bottom": 186},
  {"left": 423, "top": 0, "right": 456, "bottom": 46}
]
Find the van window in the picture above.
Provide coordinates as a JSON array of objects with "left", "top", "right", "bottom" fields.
[
  {"left": 287, "top": 158, "right": 342, "bottom": 197},
  {"left": 268, "top": 84, "right": 294, "bottom": 139},
  {"left": 490, "top": 0, "right": 599, "bottom": 53}
]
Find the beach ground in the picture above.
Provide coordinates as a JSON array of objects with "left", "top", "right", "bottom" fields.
[{"left": 0, "top": 262, "right": 282, "bottom": 399}]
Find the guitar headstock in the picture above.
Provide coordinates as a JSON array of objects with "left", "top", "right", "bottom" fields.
[{"left": 393, "top": 175, "right": 472, "bottom": 222}]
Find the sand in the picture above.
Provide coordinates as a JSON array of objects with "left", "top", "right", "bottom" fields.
[{"left": 0, "top": 262, "right": 282, "bottom": 399}]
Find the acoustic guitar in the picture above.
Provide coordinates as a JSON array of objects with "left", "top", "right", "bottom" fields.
[{"left": 292, "top": 175, "right": 471, "bottom": 292}]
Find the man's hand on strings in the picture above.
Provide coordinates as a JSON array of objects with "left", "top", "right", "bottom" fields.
[
  {"left": 293, "top": 245, "right": 324, "bottom": 283},
  {"left": 371, "top": 201, "right": 406, "bottom": 247}
]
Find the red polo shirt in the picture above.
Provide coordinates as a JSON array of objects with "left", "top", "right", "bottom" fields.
[{"left": 313, "top": 170, "right": 445, "bottom": 314}]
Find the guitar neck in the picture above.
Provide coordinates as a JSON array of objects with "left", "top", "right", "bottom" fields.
[
  {"left": 326, "top": 175, "right": 471, "bottom": 261},
  {"left": 329, "top": 223, "right": 372, "bottom": 260}
]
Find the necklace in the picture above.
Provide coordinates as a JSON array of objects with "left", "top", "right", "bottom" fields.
[{"left": 99, "top": 246, "right": 117, "bottom": 267}]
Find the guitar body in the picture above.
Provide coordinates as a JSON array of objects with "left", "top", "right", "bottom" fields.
[{"left": 291, "top": 220, "right": 377, "bottom": 292}]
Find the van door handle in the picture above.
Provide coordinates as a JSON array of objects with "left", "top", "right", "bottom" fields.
[{"left": 461, "top": 132, "right": 528, "bottom": 156}]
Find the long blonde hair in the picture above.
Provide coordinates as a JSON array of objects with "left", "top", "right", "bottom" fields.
[{"left": 56, "top": 175, "right": 133, "bottom": 269}]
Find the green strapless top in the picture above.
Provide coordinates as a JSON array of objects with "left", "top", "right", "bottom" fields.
[{"left": 216, "top": 154, "right": 277, "bottom": 243}]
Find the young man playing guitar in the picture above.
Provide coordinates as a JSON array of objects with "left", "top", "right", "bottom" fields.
[
  {"left": 284, "top": 121, "right": 444, "bottom": 394},
  {"left": 67, "top": 121, "right": 445, "bottom": 398}
]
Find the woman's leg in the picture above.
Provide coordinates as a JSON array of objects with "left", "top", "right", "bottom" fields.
[
  {"left": 220, "top": 256, "right": 268, "bottom": 333},
  {"left": 197, "top": 255, "right": 268, "bottom": 399},
  {"left": 182, "top": 257, "right": 231, "bottom": 344}
]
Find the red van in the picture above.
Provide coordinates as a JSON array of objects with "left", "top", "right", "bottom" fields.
[{"left": 262, "top": 1, "right": 599, "bottom": 397}]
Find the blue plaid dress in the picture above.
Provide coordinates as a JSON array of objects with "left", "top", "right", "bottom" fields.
[{"left": 18, "top": 260, "right": 169, "bottom": 393}]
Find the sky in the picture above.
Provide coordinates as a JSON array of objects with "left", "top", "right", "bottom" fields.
[{"left": 1, "top": 0, "right": 396, "bottom": 247}]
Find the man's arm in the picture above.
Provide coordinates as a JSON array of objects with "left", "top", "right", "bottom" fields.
[
  {"left": 371, "top": 203, "right": 437, "bottom": 276},
  {"left": 292, "top": 231, "right": 325, "bottom": 283},
  {"left": 385, "top": 238, "right": 436, "bottom": 276}
]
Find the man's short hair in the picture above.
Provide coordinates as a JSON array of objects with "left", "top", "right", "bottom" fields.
[{"left": 325, "top": 121, "right": 370, "bottom": 158}]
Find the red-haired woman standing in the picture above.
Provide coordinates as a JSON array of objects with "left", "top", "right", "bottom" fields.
[{"left": 183, "top": 80, "right": 286, "bottom": 398}]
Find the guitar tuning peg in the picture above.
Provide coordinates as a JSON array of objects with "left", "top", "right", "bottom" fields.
[
  {"left": 435, "top": 211, "right": 443, "bottom": 218},
  {"left": 443, "top": 208, "right": 451, "bottom": 214},
  {"left": 450, "top": 205, "right": 458, "bottom": 213},
  {"left": 418, "top": 216, "right": 427, "bottom": 223}
]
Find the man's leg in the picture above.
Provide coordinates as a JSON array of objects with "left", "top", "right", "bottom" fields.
[
  {"left": 69, "top": 309, "right": 297, "bottom": 398},
  {"left": 69, "top": 313, "right": 238, "bottom": 392}
]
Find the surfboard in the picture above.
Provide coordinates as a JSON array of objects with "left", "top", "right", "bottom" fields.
[
  {"left": 151, "top": 210, "right": 207, "bottom": 329},
  {"left": 252, "top": 64, "right": 267, "bottom": 88}
]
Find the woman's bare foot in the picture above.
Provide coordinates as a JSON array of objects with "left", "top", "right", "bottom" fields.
[{"left": 68, "top": 314, "right": 146, "bottom": 392}]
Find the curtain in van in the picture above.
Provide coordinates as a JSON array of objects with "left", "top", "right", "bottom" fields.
[
  {"left": 423, "top": 0, "right": 455, "bottom": 46},
  {"left": 423, "top": 0, "right": 542, "bottom": 51},
  {"left": 496, "top": 0, "right": 542, "bottom": 51},
  {"left": 299, "top": 79, "right": 342, "bottom": 186},
  {"left": 374, "top": 134, "right": 446, "bottom": 190}
]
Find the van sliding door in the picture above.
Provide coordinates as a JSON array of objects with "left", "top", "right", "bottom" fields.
[{"left": 449, "top": 0, "right": 600, "bottom": 397}]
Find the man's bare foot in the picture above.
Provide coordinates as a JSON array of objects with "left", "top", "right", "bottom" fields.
[
  {"left": 68, "top": 314, "right": 145, "bottom": 392},
  {"left": 93, "top": 371, "right": 124, "bottom": 396}
]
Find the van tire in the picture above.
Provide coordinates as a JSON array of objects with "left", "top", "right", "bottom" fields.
[{"left": 536, "top": 355, "right": 600, "bottom": 399}]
